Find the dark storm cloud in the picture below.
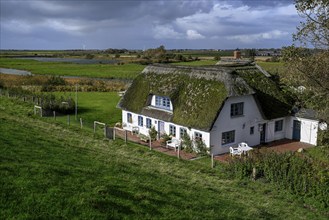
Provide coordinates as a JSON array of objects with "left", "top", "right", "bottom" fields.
[{"left": 0, "top": 0, "right": 298, "bottom": 49}]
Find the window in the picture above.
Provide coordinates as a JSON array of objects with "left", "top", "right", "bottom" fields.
[
  {"left": 146, "top": 118, "right": 152, "bottom": 129},
  {"left": 222, "top": 130, "right": 235, "bottom": 145},
  {"left": 127, "top": 113, "right": 132, "bottom": 123},
  {"left": 155, "top": 96, "right": 161, "bottom": 106},
  {"left": 231, "top": 102, "right": 244, "bottom": 117},
  {"left": 154, "top": 96, "right": 171, "bottom": 110},
  {"left": 138, "top": 116, "right": 143, "bottom": 127},
  {"left": 194, "top": 132, "right": 202, "bottom": 141},
  {"left": 169, "top": 125, "right": 176, "bottom": 137},
  {"left": 250, "top": 126, "right": 254, "bottom": 135},
  {"left": 275, "top": 120, "right": 283, "bottom": 132},
  {"left": 180, "top": 128, "right": 187, "bottom": 138}
]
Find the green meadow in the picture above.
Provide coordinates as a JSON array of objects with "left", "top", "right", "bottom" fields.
[
  {"left": 45, "top": 91, "right": 122, "bottom": 126},
  {"left": 0, "top": 58, "right": 144, "bottom": 79},
  {"left": 1, "top": 96, "right": 328, "bottom": 219},
  {"left": 257, "top": 61, "right": 286, "bottom": 75}
]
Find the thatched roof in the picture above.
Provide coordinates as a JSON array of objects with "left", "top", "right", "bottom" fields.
[{"left": 118, "top": 64, "right": 293, "bottom": 131}]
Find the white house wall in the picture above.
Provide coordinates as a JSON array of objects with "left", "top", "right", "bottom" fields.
[
  {"left": 285, "top": 116, "right": 318, "bottom": 145},
  {"left": 210, "top": 95, "right": 265, "bottom": 155},
  {"left": 265, "top": 117, "right": 287, "bottom": 142},
  {"left": 122, "top": 110, "right": 210, "bottom": 148}
]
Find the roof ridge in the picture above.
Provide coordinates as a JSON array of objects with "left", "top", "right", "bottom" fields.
[{"left": 142, "top": 64, "right": 255, "bottom": 97}]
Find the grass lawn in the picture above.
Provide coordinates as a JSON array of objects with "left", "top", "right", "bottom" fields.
[
  {"left": 256, "top": 61, "right": 286, "bottom": 75},
  {"left": 0, "top": 58, "right": 144, "bottom": 79},
  {"left": 1, "top": 96, "right": 328, "bottom": 219},
  {"left": 47, "top": 92, "right": 122, "bottom": 126}
]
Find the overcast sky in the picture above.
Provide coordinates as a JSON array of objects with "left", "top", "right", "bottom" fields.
[{"left": 0, "top": 0, "right": 300, "bottom": 50}]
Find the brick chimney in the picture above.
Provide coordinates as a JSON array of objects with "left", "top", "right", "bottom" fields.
[{"left": 234, "top": 49, "right": 241, "bottom": 59}]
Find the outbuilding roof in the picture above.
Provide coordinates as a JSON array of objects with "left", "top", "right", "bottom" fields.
[{"left": 118, "top": 64, "right": 293, "bottom": 131}]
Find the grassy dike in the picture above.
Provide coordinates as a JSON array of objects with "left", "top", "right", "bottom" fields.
[{"left": 0, "top": 96, "right": 327, "bottom": 219}]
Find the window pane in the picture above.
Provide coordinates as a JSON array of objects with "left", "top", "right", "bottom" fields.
[
  {"left": 194, "top": 132, "right": 202, "bottom": 141},
  {"left": 127, "top": 113, "right": 132, "bottom": 123},
  {"left": 138, "top": 116, "right": 143, "bottom": 126},
  {"left": 275, "top": 120, "right": 283, "bottom": 132},
  {"left": 146, "top": 118, "right": 151, "bottom": 128},
  {"left": 231, "top": 102, "right": 244, "bottom": 117},
  {"left": 250, "top": 126, "right": 254, "bottom": 135},
  {"left": 180, "top": 128, "right": 187, "bottom": 138},
  {"left": 169, "top": 125, "right": 176, "bottom": 137},
  {"left": 222, "top": 130, "right": 235, "bottom": 145}
]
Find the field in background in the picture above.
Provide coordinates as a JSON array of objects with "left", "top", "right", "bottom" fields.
[
  {"left": 49, "top": 91, "right": 122, "bottom": 126},
  {"left": 1, "top": 96, "right": 328, "bottom": 219},
  {"left": 257, "top": 61, "right": 286, "bottom": 75},
  {"left": 0, "top": 58, "right": 144, "bottom": 79}
]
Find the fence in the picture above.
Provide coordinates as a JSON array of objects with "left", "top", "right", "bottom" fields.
[{"left": 1, "top": 88, "right": 216, "bottom": 165}]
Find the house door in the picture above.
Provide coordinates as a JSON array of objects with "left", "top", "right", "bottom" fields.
[
  {"left": 260, "top": 123, "right": 266, "bottom": 144},
  {"left": 157, "top": 121, "right": 165, "bottom": 138},
  {"left": 292, "top": 120, "right": 301, "bottom": 140}
]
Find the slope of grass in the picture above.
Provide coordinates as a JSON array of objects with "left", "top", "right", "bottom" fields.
[
  {"left": 0, "top": 97, "right": 328, "bottom": 219},
  {"left": 0, "top": 58, "right": 144, "bottom": 79}
]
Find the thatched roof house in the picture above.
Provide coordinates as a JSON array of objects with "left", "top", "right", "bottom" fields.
[
  {"left": 118, "top": 64, "right": 319, "bottom": 155},
  {"left": 118, "top": 64, "right": 292, "bottom": 131}
]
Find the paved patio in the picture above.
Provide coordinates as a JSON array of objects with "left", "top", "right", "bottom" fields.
[
  {"left": 214, "top": 139, "right": 314, "bottom": 163},
  {"left": 114, "top": 128, "right": 197, "bottom": 160}
]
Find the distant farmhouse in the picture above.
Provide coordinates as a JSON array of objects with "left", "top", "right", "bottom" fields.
[{"left": 118, "top": 62, "right": 319, "bottom": 155}]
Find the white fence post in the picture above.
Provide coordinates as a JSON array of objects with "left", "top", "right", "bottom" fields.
[
  {"left": 34, "top": 105, "right": 42, "bottom": 117},
  {"left": 211, "top": 154, "right": 214, "bottom": 168},
  {"left": 94, "top": 121, "right": 106, "bottom": 138}
]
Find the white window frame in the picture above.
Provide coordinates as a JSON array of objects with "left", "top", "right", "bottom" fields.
[
  {"left": 231, "top": 102, "right": 244, "bottom": 117},
  {"left": 138, "top": 116, "right": 143, "bottom": 127},
  {"left": 169, "top": 124, "right": 176, "bottom": 137},
  {"left": 222, "top": 130, "right": 235, "bottom": 145},
  {"left": 275, "top": 120, "right": 283, "bottom": 132},
  {"left": 146, "top": 118, "right": 152, "bottom": 129},
  {"left": 194, "top": 132, "right": 202, "bottom": 141},
  {"left": 127, "top": 113, "right": 132, "bottom": 123}
]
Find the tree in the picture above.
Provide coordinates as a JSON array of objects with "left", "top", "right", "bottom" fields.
[
  {"left": 282, "top": 0, "right": 329, "bottom": 122},
  {"left": 244, "top": 49, "right": 256, "bottom": 60},
  {"left": 294, "top": 0, "right": 329, "bottom": 48}
]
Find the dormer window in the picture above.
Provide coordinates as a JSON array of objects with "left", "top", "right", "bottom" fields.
[{"left": 154, "top": 96, "right": 171, "bottom": 110}]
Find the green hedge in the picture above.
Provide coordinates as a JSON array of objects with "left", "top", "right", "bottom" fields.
[{"left": 224, "top": 149, "right": 329, "bottom": 209}]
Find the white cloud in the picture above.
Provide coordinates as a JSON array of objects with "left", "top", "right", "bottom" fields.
[
  {"left": 227, "top": 30, "right": 289, "bottom": 43},
  {"left": 186, "top": 30, "right": 205, "bottom": 40},
  {"left": 153, "top": 25, "right": 184, "bottom": 39}
]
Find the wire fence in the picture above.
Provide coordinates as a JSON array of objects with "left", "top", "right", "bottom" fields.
[{"left": 1, "top": 88, "right": 216, "bottom": 165}]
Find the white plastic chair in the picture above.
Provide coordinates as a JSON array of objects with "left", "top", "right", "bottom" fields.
[
  {"left": 166, "top": 138, "right": 181, "bottom": 151},
  {"left": 229, "top": 147, "right": 242, "bottom": 157},
  {"left": 238, "top": 142, "right": 249, "bottom": 148}
]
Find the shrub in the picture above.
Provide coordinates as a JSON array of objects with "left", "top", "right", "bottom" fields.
[
  {"left": 148, "top": 126, "right": 158, "bottom": 141},
  {"left": 160, "top": 133, "right": 171, "bottom": 145},
  {"left": 182, "top": 133, "right": 193, "bottom": 153},
  {"left": 224, "top": 150, "right": 329, "bottom": 208},
  {"left": 194, "top": 139, "right": 208, "bottom": 156}
]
